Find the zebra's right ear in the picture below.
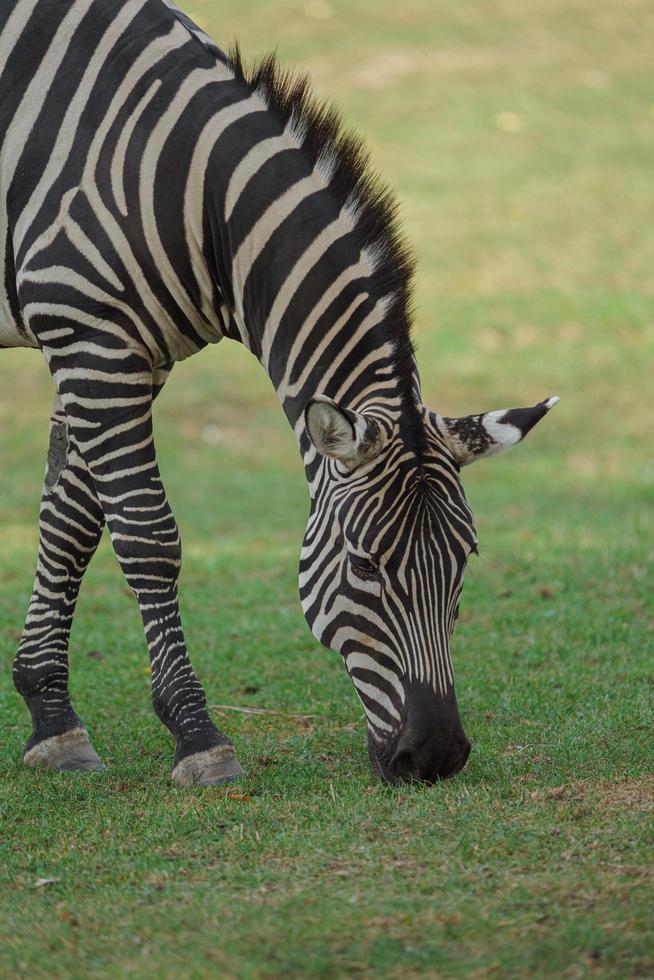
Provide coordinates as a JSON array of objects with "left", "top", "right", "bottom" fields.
[{"left": 305, "top": 395, "right": 384, "bottom": 470}]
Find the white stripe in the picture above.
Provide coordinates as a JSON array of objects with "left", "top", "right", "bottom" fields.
[
  {"left": 0, "top": 0, "right": 87, "bottom": 333},
  {"left": 261, "top": 212, "right": 353, "bottom": 371},
  {"left": 183, "top": 92, "right": 263, "bottom": 333},
  {"left": 137, "top": 62, "right": 234, "bottom": 336},
  {"left": 63, "top": 214, "right": 124, "bottom": 291},
  {"left": 345, "top": 652, "right": 405, "bottom": 701},
  {"left": 111, "top": 78, "right": 162, "bottom": 217},
  {"left": 13, "top": 0, "right": 150, "bottom": 254},
  {"left": 224, "top": 126, "right": 293, "bottom": 221},
  {"left": 0, "top": 1, "right": 40, "bottom": 76},
  {"left": 231, "top": 170, "right": 325, "bottom": 326}
]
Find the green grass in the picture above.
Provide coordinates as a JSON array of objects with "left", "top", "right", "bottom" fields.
[{"left": 1, "top": 0, "right": 653, "bottom": 976}]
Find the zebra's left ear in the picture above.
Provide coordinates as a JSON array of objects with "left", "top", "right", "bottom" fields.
[
  {"left": 305, "top": 395, "right": 385, "bottom": 469},
  {"left": 429, "top": 396, "right": 560, "bottom": 467}
]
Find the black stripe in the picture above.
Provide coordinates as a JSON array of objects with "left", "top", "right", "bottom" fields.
[{"left": 4, "top": 229, "right": 26, "bottom": 337}]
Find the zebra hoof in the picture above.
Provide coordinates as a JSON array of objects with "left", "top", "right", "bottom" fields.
[
  {"left": 171, "top": 744, "right": 246, "bottom": 788},
  {"left": 22, "top": 728, "right": 104, "bottom": 773}
]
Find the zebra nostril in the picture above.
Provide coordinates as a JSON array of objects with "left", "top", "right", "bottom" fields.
[
  {"left": 392, "top": 748, "right": 416, "bottom": 780},
  {"left": 391, "top": 732, "right": 471, "bottom": 783},
  {"left": 391, "top": 739, "right": 444, "bottom": 782}
]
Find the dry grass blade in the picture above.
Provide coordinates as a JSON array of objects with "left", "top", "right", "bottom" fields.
[{"left": 209, "top": 703, "right": 315, "bottom": 721}]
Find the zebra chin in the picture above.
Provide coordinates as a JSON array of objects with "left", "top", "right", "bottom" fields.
[{"left": 365, "top": 682, "right": 471, "bottom": 785}]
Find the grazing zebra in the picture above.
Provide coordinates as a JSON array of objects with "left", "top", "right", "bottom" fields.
[{"left": 1, "top": 0, "right": 558, "bottom": 786}]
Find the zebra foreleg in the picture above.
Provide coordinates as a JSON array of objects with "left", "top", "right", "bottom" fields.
[
  {"left": 50, "top": 355, "right": 244, "bottom": 787},
  {"left": 13, "top": 396, "right": 105, "bottom": 772}
]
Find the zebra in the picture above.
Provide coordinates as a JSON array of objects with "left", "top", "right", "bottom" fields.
[{"left": 1, "top": 0, "right": 558, "bottom": 786}]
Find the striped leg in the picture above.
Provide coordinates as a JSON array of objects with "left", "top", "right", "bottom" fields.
[
  {"left": 52, "top": 353, "right": 243, "bottom": 787},
  {"left": 13, "top": 395, "right": 105, "bottom": 771}
]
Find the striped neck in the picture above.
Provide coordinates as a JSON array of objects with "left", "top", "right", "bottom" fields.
[
  {"left": 194, "top": 49, "right": 418, "bottom": 443},
  {"left": 206, "top": 166, "right": 417, "bottom": 432}
]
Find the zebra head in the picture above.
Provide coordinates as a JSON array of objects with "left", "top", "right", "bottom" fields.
[{"left": 300, "top": 393, "right": 559, "bottom": 784}]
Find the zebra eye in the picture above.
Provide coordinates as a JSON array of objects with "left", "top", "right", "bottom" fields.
[{"left": 349, "top": 554, "right": 379, "bottom": 580}]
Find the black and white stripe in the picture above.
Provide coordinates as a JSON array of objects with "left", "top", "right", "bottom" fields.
[{"left": 2, "top": 0, "right": 557, "bottom": 784}]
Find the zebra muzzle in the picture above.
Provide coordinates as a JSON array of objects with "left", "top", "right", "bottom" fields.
[{"left": 369, "top": 681, "right": 471, "bottom": 784}]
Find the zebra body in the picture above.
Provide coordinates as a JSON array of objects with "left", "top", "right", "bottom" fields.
[
  {"left": 2, "top": 0, "right": 557, "bottom": 785},
  {"left": 1, "top": 0, "right": 230, "bottom": 363}
]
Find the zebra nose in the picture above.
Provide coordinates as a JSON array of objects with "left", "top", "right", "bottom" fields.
[
  {"left": 391, "top": 730, "right": 471, "bottom": 782},
  {"left": 389, "top": 682, "right": 471, "bottom": 782}
]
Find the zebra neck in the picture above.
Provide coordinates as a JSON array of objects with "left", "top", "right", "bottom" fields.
[
  {"left": 274, "top": 295, "right": 416, "bottom": 469},
  {"left": 212, "top": 217, "right": 411, "bottom": 431},
  {"left": 206, "top": 177, "right": 415, "bottom": 441},
  {"left": 192, "top": 64, "right": 417, "bottom": 448}
]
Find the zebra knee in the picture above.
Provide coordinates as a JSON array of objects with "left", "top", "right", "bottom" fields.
[
  {"left": 12, "top": 654, "right": 33, "bottom": 698},
  {"left": 112, "top": 523, "right": 183, "bottom": 596},
  {"left": 12, "top": 650, "right": 67, "bottom": 699}
]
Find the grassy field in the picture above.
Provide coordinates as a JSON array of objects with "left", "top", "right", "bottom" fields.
[{"left": 1, "top": 0, "right": 653, "bottom": 976}]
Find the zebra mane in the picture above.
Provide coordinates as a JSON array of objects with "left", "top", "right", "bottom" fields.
[{"left": 225, "top": 45, "right": 420, "bottom": 424}]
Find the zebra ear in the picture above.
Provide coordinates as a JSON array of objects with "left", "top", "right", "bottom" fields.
[
  {"left": 431, "top": 396, "right": 560, "bottom": 467},
  {"left": 305, "top": 395, "right": 384, "bottom": 469}
]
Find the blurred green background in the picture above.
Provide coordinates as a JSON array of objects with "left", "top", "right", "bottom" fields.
[{"left": 0, "top": 0, "right": 652, "bottom": 976}]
